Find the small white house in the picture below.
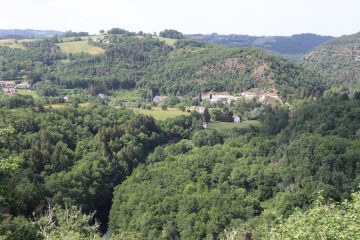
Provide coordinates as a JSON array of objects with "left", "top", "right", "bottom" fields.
[
  {"left": 98, "top": 93, "right": 106, "bottom": 99},
  {"left": 16, "top": 82, "right": 31, "bottom": 89},
  {"left": 233, "top": 116, "right": 241, "bottom": 123}
]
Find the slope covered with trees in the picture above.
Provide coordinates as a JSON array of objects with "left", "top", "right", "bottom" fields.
[
  {"left": 0, "top": 104, "right": 199, "bottom": 237},
  {"left": 303, "top": 32, "right": 360, "bottom": 89},
  {"left": 109, "top": 96, "right": 360, "bottom": 239},
  {"left": 0, "top": 33, "right": 324, "bottom": 100}
]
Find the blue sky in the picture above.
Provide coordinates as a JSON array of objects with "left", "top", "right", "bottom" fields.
[{"left": 1, "top": 0, "right": 359, "bottom": 36}]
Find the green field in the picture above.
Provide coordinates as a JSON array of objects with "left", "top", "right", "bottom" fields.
[
  {"left": 207, "top": 120, "right": 261, "bottom": 131},
  {"left": 16, "top": 89, "right": 40, "bottom": 99},
  {"left": 136, "top": 107, "right": 190, "bottom": 120},
  {"left": 0, "top": 39, "right": 25, "bottom": 49},
  {"left": 153, "top": 36, "right": 177, "bottom": 46},
  {"left": 57, "top": 40, "right": 105, "bottom": 55},
  {"left": 45, "top": 102, "right": 92, "bottom": 109}
]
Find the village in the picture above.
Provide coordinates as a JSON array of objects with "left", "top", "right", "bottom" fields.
[
  {"left": 0, "top": 80, "right": 31, "bottom": 96},
  {"left": 1, "top": 80, "right": 277, "bottom": 130}
]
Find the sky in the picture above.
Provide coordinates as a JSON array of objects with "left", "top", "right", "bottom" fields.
[{"left": 0, "top": 0, "right": 359, "bottom": 36}]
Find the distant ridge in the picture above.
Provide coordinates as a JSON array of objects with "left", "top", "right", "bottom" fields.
[
  {"left": 0, "top": 29, "right": 63, "bottom": 38},
  {"left": 188, "top": 33, "right": 333, "bottom": 57}
]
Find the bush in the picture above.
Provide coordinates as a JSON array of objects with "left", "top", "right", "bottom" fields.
[{"left": 192, "top": 129, "right": 223, "bottom": 147}]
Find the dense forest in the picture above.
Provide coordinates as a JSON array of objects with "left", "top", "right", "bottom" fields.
[
  {"left": 1, "top": 92, "right": 359, "bottom": 239},
  {"left": 0, "top": 28, "right": 360, "bottom": 239},
  {"left": 0, "top": 33, "right": 324, "bottom": 99},
  {"left": 303, "top": 32, "right": 360, "bottom": 89}
]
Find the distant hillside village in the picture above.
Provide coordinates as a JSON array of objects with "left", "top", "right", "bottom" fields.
[
  {"left": 153, "top": 91, "right": 280, "bottom": 107},
  {"left": 0, "top": 80, "right": 31, "bottom": 96}
]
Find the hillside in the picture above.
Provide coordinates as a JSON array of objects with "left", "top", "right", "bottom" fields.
[
  {"left": 0, "top": 35, "right": 324, "bottom": 100},
  {"left": 109, "top": 97, "right": 360, "bottom": 239},
  {"left": 189, "top": 33, "right": 333, "bottom": 57},
  {"left": 303, "top": 32, "right": 360, "bottom": 89}
]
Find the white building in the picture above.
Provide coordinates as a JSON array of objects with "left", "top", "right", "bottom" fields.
[
  {"left": 233, "top": 116, "right": 241, "bottom": 123},
  {"left": 16, "top": 82, "right": 31, "bottom": 89}
]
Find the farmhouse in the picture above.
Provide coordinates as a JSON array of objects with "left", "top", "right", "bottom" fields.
[
  {"left": 0, "top": 81, "right": 15, "bottom": 89},
  {"left": 6, "top": 88, "right": 16, "bottom": 96},
  {"left": 153, "top": 96, "right": 168, "bottom": 103},
  {"left": 186, "top": 106, "right": 206, "bottom": 114},
  {"left": 16, "top": 82, "right": 31, "bottom": 89},
  {"left": 202, "top": 91, "right": 242, "bottom": 104},
  {"left": 241, "top": 91, "right": 258, "bottom": 99}
]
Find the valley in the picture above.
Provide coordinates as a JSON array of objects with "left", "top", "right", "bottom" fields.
[{"left": 0, "top": 26, "right": 359, "bottom": 240}]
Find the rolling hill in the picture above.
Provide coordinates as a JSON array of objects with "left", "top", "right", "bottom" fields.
[
  {"left": 189, "top": 33, "right": 333, "bottom": 58},
  {"left": 0, "top": 34, "right": 324, "bottom": 100},
  {"left": 303, "top": 32, "right": 360, "bottom": 89}
]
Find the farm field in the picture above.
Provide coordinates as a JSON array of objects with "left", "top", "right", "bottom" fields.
[
  {"left": 207, "top": 120, "right": 261, "bottom": 131},
  {"left": 16, "top": 89, "right": 40, "bottom": 99},
  {"left": 45, "top": 102, "right": 92, "bottom": 109},
  {"left": 0, "top": 39, "right": 25, "bottom": 49},
  {"left": 136, "top": 107, "right": 190, "bottom": 120},
  {"left": 57, "top": 40, "right": 105, "bottom": 55},
  {"left": 153, "top": 36, "right": 177, "bottom": 46}
]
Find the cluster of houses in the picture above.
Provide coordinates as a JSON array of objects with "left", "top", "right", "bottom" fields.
[
  {"left": 0, "top": 81, "right": 31, "bottom": 96},
  {"left": 152, "top": 91, "right": 280, "bottom": 123},
  {"left": 202, "top": 91, "right": 280, "bottom": 104},
  {"left": 91, "top": 37, "right": 110, "bottom": 44},
  {"left": 185, "top": 106, "right": 241, "bottom": 124}
]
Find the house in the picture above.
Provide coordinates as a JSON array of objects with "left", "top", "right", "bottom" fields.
[
  {"left": 6, "top": 88, "right": 16, "bottom": 96},
  {"left": 186, "top": 106, "right": 206, "bottom": 114},
  {"left": 233, "top": 115, "right": 241, "bottom": 123},
  {"left": 241, "top": 91, "right": 258, "bottom": 100},
  {"left": 98, "top": 93, "right": 106, "bottom": 99},
  {"left": 63, "top": 96, "right": 69, "bottom": 102},
  {"left": 194, "top": 106, "right": 206, "bottom": 114},
  {"left": 16, "top": 81, "right": 31, "bottom": 89},
  {"left": 153, "top": 96, "right": 168, "bottom": 103},
  {"left": 0, "top": 81, "right": 15, "bottom": 89}
]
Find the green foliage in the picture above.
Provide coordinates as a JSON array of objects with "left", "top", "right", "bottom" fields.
[
  {"left": 211, "top": 108, "right": 233, "bottom": 122},
  {"left": 34, "top": 205, "right": 101, "bottom": 240},
  {"left": 192, "top": 129, "right": 223, "bottom": 147},
  {"left": 0, "top": 156, "right": 23, "bottom": 173},
  {"left": 109, "top": 97, "right": 360, "bottom": 239},
  {"left": 264, "top": 190, "right": 360, "bottom": 239},
  {"left": 159, "top": 29, "right": 184, "bottom": 39},
  {"left": 303, "top": 32, "right": 360, "bottom": 90},
  {"left": 1, "top": 216, "right": 43, "bottom": 240},
  {"left": 0, "top": 95, "right": 35, "bottom": 109}
]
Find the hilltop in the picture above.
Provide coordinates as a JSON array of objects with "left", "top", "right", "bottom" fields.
[{"left": 303, "top": 32, "right": 360, "bottom": 89}]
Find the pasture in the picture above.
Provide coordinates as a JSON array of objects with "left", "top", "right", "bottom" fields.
[
  {"left": 16, "top": 89, "right": 40, "bottom": 99},
  {"left": 57, "top": 40, "right": 105, "bottom": 55},
  {"left": 136, "top": 107, "right": 190, "bottom": 120},
  {"left": 0, "top": 39, "right": 25, "bottom": 49},
  {"left": 207, "top": 120, "right": 261, "bottom": 131},
  {"left": 153, "top": 36, "right": 177, "bottom": 46}
]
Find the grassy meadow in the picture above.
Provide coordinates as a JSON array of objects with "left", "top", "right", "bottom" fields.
[
  {"left": 207, "top": 120, "right": 261, "bottom": 131},
  {"left": 57, "top": 40, "right": 105, "bottom": 55},
  {"left": 0, "top": 39, "right": 25, "bottom": 49},
  {"left": 136, "top": 107, "right": 190, "bottom": 120}
]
